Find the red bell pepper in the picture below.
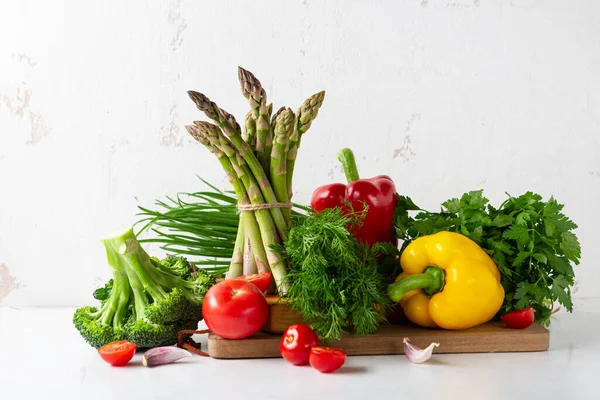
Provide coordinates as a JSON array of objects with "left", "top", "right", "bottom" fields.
[{"left": 311, "top": 148, "right": 397, "bottom": 247}]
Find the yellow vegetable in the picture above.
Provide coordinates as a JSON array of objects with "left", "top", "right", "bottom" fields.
[{"left": 388, "top": 231, "right": 504, "bottom": 330}]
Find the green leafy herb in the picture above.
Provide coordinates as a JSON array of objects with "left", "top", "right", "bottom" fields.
[
  {"left": 280, "top": 207, "right": 390, "bottom": 341},
  {"left": 92, "top": 279, "right": 113, "bottom": 306},
  {"left": 395, "top": 190, "right": 580, "bottom": 326}
]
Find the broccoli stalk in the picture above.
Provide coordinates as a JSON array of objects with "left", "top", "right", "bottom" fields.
[{"left": 73, "top": 226, "right": 216, "bottom": 349}]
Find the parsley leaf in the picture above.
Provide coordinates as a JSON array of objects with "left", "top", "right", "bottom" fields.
[
  {"left": 493, "top": 214, "right": 514, "bottom": 227},
  {"left": 560, "top": 231, "right": 581, "bottom": 264},
  {"left": 502, "top": 225, "right": 532, "bottom": 250},
  {"left": 552, "top": 275, "right": 573, "bottom": 312}
]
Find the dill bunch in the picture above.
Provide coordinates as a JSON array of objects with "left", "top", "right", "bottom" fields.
[{"left": 282, "top": 207, "right": 389, "bottom": 341}]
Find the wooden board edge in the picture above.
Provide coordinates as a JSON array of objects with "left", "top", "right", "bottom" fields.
[{"left": 207, "top": 322, "right": 550, "bottom": 359}]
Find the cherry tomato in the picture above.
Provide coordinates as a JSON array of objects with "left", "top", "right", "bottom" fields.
[
  {"left": 98, "top": 340, "right": 136, "bottom": 366},
  {"left": 234, "top": 272, "right": 272, "bottom": 293},
  {"left": 309, "top": 346, "right": 347, "bottom": 373},
  {"left": 280, "top": 324, "right": 320, "bottom": 366},
  {"left": 500, "top": 307, "right": 535, "bottom": 329},
  {"left": 202, "top": 280, "right": 268, "bottom": 339}
]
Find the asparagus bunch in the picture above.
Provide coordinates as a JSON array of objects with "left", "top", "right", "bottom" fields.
[{"left": 185, "top": 67, "right": 325, "bottom": 294}]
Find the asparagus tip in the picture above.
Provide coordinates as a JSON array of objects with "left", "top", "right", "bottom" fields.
[
  {"left": 237, "top": 67, "right": 263, "bottom": 94},
  {"left": 184, "top": 124, "right": 198, "bottom": 135},
  {"left": 187, "top": 90, "right": 200, "bottom": 100},
  {"left": 185, "top": 124, "right": 204, "bottom": 143},
  {"left": 271, "top": 106, "right": 286, "bottom": 126},
  {"left": 187, "top": 91, "right": 213, "bottom": 115},
  {"left": 311, "top": 90, "right": 326, "bottom": 103}
]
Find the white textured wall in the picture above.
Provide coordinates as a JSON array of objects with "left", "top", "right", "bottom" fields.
[{"left": 1, "top": 0, "right": 599, "bottom": 306}]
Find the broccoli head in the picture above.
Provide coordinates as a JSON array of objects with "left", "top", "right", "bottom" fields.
[{"left": 73, "top": 226, "right": 216, "bottom": 349}]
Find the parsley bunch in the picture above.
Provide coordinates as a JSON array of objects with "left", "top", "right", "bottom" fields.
[
  {"left": 281, "top": 207, "right": 389, "bottom": 341},
  {"left": 395, "top": 190, "right": 581, "bottom": 326}
]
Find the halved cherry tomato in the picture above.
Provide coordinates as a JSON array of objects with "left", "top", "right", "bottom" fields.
[
  {"left": 500, "top": 307, "right": 535, "bottom": 329},
  {"left": 98, "top": 340, "right": 136, "bottom": 366},
  {"left": 309, "top": 346, "right": 347, "bottom": 373},
  {"left": 234, "top": 272, "right": 272, "bottom": 293},
  {"left": 280, "top": 324, "right": 320, "bottom": 366}
]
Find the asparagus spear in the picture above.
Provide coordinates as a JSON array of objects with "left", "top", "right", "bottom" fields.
[
  {"left": 286, "top": 91, "right": 326, "bottom": 200},
  {"left": 242, "top": 228, "right": 258, "bottom": 275},
  {"left": 187, "top": 90, "right": 289, "bottom": 241},
  {"left": 194, "top": 121, "right": 289, "bottom": 293},
  {"left": 229, "top": 215, "right": 245, "bottom": 278},
  {"left": 238, "top": 67, "right": 271, "bottom": 172},
  {"left": 185, "top": 124, "right": 269, "bottom": 279},
  {"left": 269, "top": 106, "right": 285, "bottom": 169},
  {"left": 238, "top": 67, "right": 261, "bottom": 118},
  {"left": 270, "top": 108, "right": 295, "bottom": 226},
  {"left": 256, "top": 91, "right": 270, "bottom": 163},
  {"left": 243, "top": 112, "right": 256, "bottom": 149}
]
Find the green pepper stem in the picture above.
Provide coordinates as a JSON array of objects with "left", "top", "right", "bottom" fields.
[
  {"left": 337, "top": 148, "right": 360, "bottom": 183},
  {"left": 387, "top": 266, "right": 445, "bottom": 303}
]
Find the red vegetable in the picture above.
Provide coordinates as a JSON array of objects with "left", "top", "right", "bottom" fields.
[
  {"left": 202, "top": 280, "right": 268, "bottom": 339},
  {"left": 234, "top": 272, "right": 272, "bottom": 293},
  {"left": 280, "top": 324, "right": 320, "bottom": 366},
  {"left": 98, "top": 340, "right": 136, "bottom": 366},
  {"left": 311, "top": 148, "right": 397, "bottom": 247},
  {"left": 309, "top": 347, "right": 347, "bottom": 373},
  {"left": 500, "top": 307, "right": 535, "bottom": 329}
]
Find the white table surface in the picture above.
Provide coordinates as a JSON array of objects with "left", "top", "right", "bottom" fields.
[{"left": 1, "top": 299, "right": 598, "bottom": 400}]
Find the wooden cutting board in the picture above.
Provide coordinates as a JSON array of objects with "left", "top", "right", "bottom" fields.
[{"left": 207, "top": 321, "right": 549, "bottom": 359}]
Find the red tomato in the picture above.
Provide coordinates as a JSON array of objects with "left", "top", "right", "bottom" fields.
[
  {"left": 234, "top": 272, "right": 272, "bottom": 293},
  {"left": 500, "top": 307, "right": 535, "bottom": 329},
  {"left": 309, "top": 347, "right": 347, "bottom": 373},
  {"left": 280, "top": 324, "right": 320, "bottom": 366},
  {"left": 98, "top": 340, "right": 136, "bottom": 366},
  {"left": 202, "top": 280, "right": 268, "bottom": 339}
]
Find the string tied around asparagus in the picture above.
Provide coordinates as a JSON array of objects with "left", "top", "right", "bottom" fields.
[{"left": 237, "top": 202, "right": 293, "bottom": 211}]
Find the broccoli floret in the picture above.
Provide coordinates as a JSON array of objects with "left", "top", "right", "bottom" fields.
[
  {"left": 151, "top": 256, "right": 193, "bottom": 278},
  {"left": 73, "top": 226, "right": 215, "bottom": 349},
  {"left": 144, "top": 288, "right": 188, "bottom": 325},
  {"left": 191, "top": 268, "right": 217, "bottom": 288},
  {"left": 73, "top": 306, "right": 120, "bottom": 349}
]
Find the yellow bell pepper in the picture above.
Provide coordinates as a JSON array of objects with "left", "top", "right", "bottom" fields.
[{"left": 387, "top": 231, "right": 504, "bottom": 330}]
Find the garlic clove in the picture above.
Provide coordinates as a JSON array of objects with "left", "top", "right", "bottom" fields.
[
  {"left": 142, "top": 346, "right": 192, "bottom": 367},
  {"left": 403, "top": 337, "right": 439, "bottom": 364}
]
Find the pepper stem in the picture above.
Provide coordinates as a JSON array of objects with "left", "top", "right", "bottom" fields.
[
  {"left": 387, "top": 266, "right": 445, "bottom": 303},
  {"left": 337, "top": 148, "right": 360, "bottom": 183}
]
